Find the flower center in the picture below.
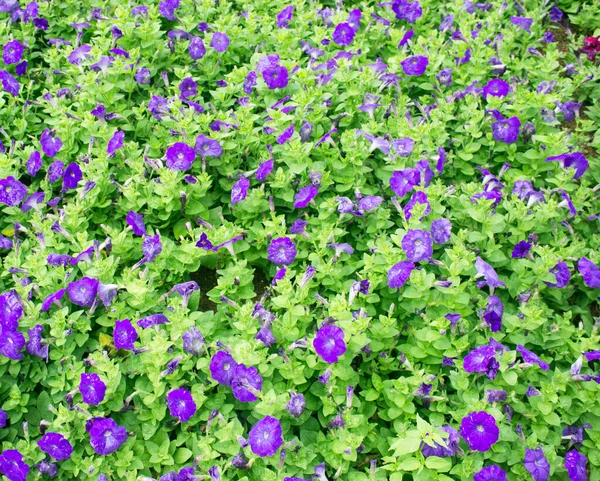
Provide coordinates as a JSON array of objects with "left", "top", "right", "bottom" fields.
[
  {"left": 223, "top": 363, "right": 230, "bottom": 371},
  {"left": 263, "top": 431, "right": 270, "bottom": 440},
  {"left": 6, "top": 187, "right": 11, "bottom": 193},
  {"left": 476, "top": 424, "right": 485, "bottom": 433}
]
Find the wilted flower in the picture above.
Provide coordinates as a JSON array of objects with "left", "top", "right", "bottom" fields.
[
  {"left": 137, "top": 314, "right": 169, "bottom": 328},
  {"left": 248, "top": 416, "right": 283, "bottom": 457},
  {"left": 483, "top": 295, "right": 503, "bottom": 332},
  {"left": 460, "top": 411, "right": 499, "bottom": 452},
  {"left": 313, "top": 325, "right": 346, "bottom": 363},
  {"left": 517, "top": 345, "right": 550, "bottom": 370},
  {"left": 545, "top": 262, "right": 570, "bottom": 288},
  {"left": 421, "top": 426, "right": 459, "bottom": 457},
  {"left": 577, "top": 257, "right": 600, "bottom": 288},
  {"left": 286, "top": 392, "right": 306, "bottom": 418},
  {"left": 166, "top": 388, "right": 196, "bottom": 422},
  {"left": 475, "top": 257, "right": 506, "bottom": 289},
  {"left": 231, "top": 364, "right": 263, "bottom": 402}
]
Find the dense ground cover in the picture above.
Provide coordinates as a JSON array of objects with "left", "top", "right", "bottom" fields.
[{"left": 1, "top": 0, "right": 600, "bottom": 480}]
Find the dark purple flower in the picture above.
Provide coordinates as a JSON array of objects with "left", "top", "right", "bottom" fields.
[
  {"left": 401, "top": 55, "right": 428, "bottom": 76},
  {"left": 80, "top": 372, "right": 106, "bottom": 405},
  {"left": 0, "top": 177, "right": 27, "bottom": 207},
  {"left": 549, "top": 7, "right": 563, "bottom": 22},
  {"left": 474, "top": 466, "right": 507, "bottom": 481},
  {"left": 231, "top": 364, "right": 263, "bottom": 402},
  {"left": 272, "top": 268, "right": 286, "bottom": 285},
  {"left": 26, "top": 324, "right": 48, "bottom": 359},
  {"left": 0, "top": 330, "right": 25, "bottom": 361},
  {"left": 41, "top": 289, "right": 66, "bottom": 311},
  {"left": 0, "top": 70, "right": 19, "bottom": 97},
  {"left": 294, "top": 185, "right": 318, "bottom": 208},
  {"left": 463, "top": 345, "right": 496, "bottom": 373},
  {"left": 583, "top": 351, "right": 600, "bottom": 362},
  {"left": 332, "top": 22, "right": 356, "bottom": 46},
  {"left": 182, "top": 327, "right": 205, "bottom": 356},
  {"left": 313, "top": 325, "right": 346, "bottom": 363},
  {"left": 106, "top": 130, "right": 124, "bottom": 156},
  {"left": 0, "top": 410, "right": 7, "bottom": 427},
  {"left": 165, "top": 142, "right": 195, "bottom": 171},
  {"left": 167, "top": 388, "right": 196, "bottom": 422},
  {"left": 404, "top": 191, "right": 431, "bottom": 220},
  {"left": 141, "top": 234, "right": 162, "bottom": 263},
  {"left": 482, "top": 79, "right": 510, "bottom": 99},
  {"left": 88, "top": 418, "right": 128, "bottom": 456},
  {"left": 0, "top": 290, "right": 23, "bottom": 329},
  {"left": 67, "top": 277, "right": 99, "bottom": 307},
  {"left": 210, "top": 351, "right": 238, "bottom": 386},
  {"left": 137, "top": 314, "right": 169, "bottom": 328},
  {"left": 210, "top": 32, "right": 229, "bottom": 52},
  {"left": 248, "top": 416, "right": 283, "bottom": 457},
  {"left": 37, "top": 433, "right": 73, "bottom": 461},
  {"left": 460, "top": 411, "right": 499, "bottom": 452},
  {"left": 510, "top": 16, "right": 533, "bottom": 33},
  {"left": 286, "top": 392, "right": 306, "bottom": 418},
  {"left": 512, "top": 241, "right": 531, "bottom": 259},
  {"left": 402, "top": 230, "right": 432, "bottom": 262},
  {"left": 390, "top": 168, "right": 419, "bottom": 197},
  {"left": 188, "top": 36, "right": 206, "bottom": 60},
  {"left": 517, "top": 345, "right": 549, "bottom": 370},
  {"left": 134, "top": 68, "right": 151, "bottom": 84},
  {"left": 40, "top": 129, "right": 62, "bottom": 157},
  {"left": 262, "top": 64, "right": 289, "bottom": 90},
  {"left": 290, "top": 219, "right": 308, "bottom": 235},
  {"left": 475, "top": 257, "right": 506, "bottom": 289},
  {"left": 0, "top": 450, "right": 29, "bottom": 481},
  {"left": 431, "top": 218, "right": 451, "bottom": 244},
  {"left": 421, "top": 426, "right": 459, "bottom": 457},
  {"left": 113, "top": 319, "right": 138, "bottom": 350},
  {"left": 267, "top": 237, "right": 297, "bottom": 265},
  {"left": 276, "top": 125, "right": 294, "bottom": 144},
  {"left": 159, "top": 0, "right": 179, "bottom": 19},
  {"left": 524, "top": 447, "right": 550, "bottom": 481},
  {"left": 388, "top": 261, "right": 415, "bottom": 288},
  {"left": 545, "top": 262, "right": 570, "bottom": 288},
  {"left": 483, "top": 295, "right": 503, "bottom": 332},
  {"left": 26, "top": 151, "right": 42, "bottom": 177},
  {"left": 492, "top": 116, "right": 521, "bottom": 144},
  {"left": 277, "top": 5, "right": 294, "bottom": 28},
  {"left": 62, "top": 163, "right": 82, "bottom": 191},
  {"left": 179, "top": 77, "right": 198, "bottom": 99},
  {"left": 194, "top": 134, "right": 223, "bottom": 159},
  {"left": 564, "top": 449, "right": 587, "bottom": 481},
  {"left": 578, "top": 257, "right": 600, "bottom": 288},
  {"left": 2, "top": 40, "right": 23, "bottom": 65},
  {"left": 543, "top": 31, "right": 555, "bottom": 43},
  {"left": 546, "top": 152, "right": 588, "bottom": 179},
  {"left": 392, "top": 0, "right": 423, "bottom": 23},
  {"left": 148, "top": 96, "right": 170, "bottom": 120},
  {"left": 126, "top": 211, "right": 146, "bottom": 236}
]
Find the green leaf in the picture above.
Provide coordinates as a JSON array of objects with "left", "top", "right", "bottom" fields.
[
  {"left": 398, "top": 458, "right": 422, "bottom": 471},
  {"left": 424, "top": 457, "right": 452, "bottom": 471}
]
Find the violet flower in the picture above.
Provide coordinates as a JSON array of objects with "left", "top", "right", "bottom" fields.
[
  {"left": 166, "top": 388, "right": 197, "bottom": 422},
  {"left": 37, "top": 432, "right": 73, "bottom": 461},
  {"left": 248, "top": 416, "right": 283, "bottom": 457},
  {"left": 517, "top": 345, "right": 550, "bottom": 370},
  {"left": 474, "top": 466, "right": 507, "bottom": 481},
  {"left": 87, "top": 418, "right": 128, "bottom": 455},
  {"left": 231, "top": 364, "right": 263, "bottom": 402},
  {"left": 286, "top": 392, "right": 306, "bottom": 418},
  {"left": 210, "top": 351, "right": 238, "bottom": 386},
  {"left": 113, "top": 319, "right": 138, "bottom": 350},
  {"left": 79, "top": 372, "right": 106, "bottom": 405},
  {"left": 459, "top": 411, "right": 499, "bottom": 452},
  {"left": 267, "top": 237, "right": 297, "bottom": 265},
  {"left": 564, "top": 450, "right": 587, "bottom": 481},
  {"left": 388, "top": 261, "right": 415, "bottom": 288},
  {"left": 492, "top": 116, "right": 521, "bottom": 144},
  {"left": 67, "top": 277, "right": 99, "bottom": 307},
  {"left": 401, "top": 55, "right": 428, "bottom": 76},
  {"left": 578, "top": 257, "right": 600, "bottom": 288},
  {"left": 0, "top": 450, "right": 29, "bottom": 481},
  {"left": 0, "top": 177, "right": 27, "bottom": 207},
  {"left": 313, "top": 325, "right": 346, "bottom": 363},
  {"left": 402, "top": 230, "right": 433, "bottom": 262}
]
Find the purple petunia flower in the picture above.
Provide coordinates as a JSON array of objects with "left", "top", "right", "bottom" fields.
[
  {"left": 524, "top": 447, "right": 550, "bottom": 481},
  {"left": 182, "top": 327, "right": 205, "bottom": 356},
  {"left": 194, "top": 134, "right": 223, "bottom": 159},
  {"left": 583, "top": 351, "right": 600, "bottom": 362},
  {"left": 564, "top": 449, "right": 587, "bottom": 481},
  {"left": 134, "top": 67, "right": 151, "bottom": 84},
  {"left": 188, "top": 36, "right": 206, "bottom": 60},
  {"left": 392, "top": 137, "right": 415, "bottom": 157},
  {"left": 0, "top": 177, "right": 27, "bottom": 207},
  {"left": 0, "top": 409, "right": 7, "bottom": 427},
  {"left": 37, "top": 432, "right": 73, "bottom": 461},
  {"left": 276, "top": 125, "right": 294, "bottom": 144},
  {"left": 267, "top": 237, "right": 297, "bottom": 265},
  {"left": 40, "top": 129, "right": 62, "bottom": 157},
  {"left": 3, "top": 40, "right": 24, "bottom": 65},
  {"left": 231, "top": 364, "right": 263, "bottom": 402},
  {"left": 431, "top": 218, "right": 452, "bottom": 244},
  {"left": 277, "top": 5, "right": 294, "bottom": 28},
  {"left": 113, "top": 319, "right": 138, "bottom": 350},
  {"left": 402, "top": 229, "right": 433, "bottom": 262},
  {"left": 463, "top": 345, "right": 496, "bottom": 373},
  {"left": 482, "top": 79, "right": 510, "bottom": 99},
  {"left": 404, "top": 191, "right": 431, "bottom": 220},
  {"left": 0, "top": 450, "right": 29, "bottom": 481},
  {"left": 179, "top": 77, "right": 198, "bottom": 99},
  {"left": 578, "top": 257, "right": 600, "bottom": 288},
  {"left": 390, "top": 168, "right": 419, "bottom": 197},
  {"left": 483, "top": 295, "right": 503, "bottom": 332},
  {"left": 400, "top": 55, "right": 428, "bottom": 76},
  {"left": 41, "top": 289, "right": 66, "bottom": 311},
  {"left": 67, "top": 277, "right": 99, "bottom": 307},
  {"left": 26, "top": 325, "right": 48, "bottom": 360},
  {"left": 492, "top": 116, "right": 521, "bottom": 144},
  {"left": 88, "top": 418, "right": 128, "bottom": 456},
  {"left": 332, "top": 22, "right": 356, "bottom": 46},
  {"left": 313, "top": 325, "right": 346, "bottom": 363},
  {"left": 210, "top": 351, "right": 238, "bottom": 386},
  {"left": 126, "top": 211, "right": 146, "bottom": 236},
  {"left": 475, "top": 257, "right": 506, "bottom": 289},
  {"left": 106, "top": 130, "right": 124, "bottom": 156},
  {"left": 80, "top": 372, "right": 106, "bottom": 405},
  {"left": 286, "top": 392, "right": 306, "bottom": 418},
  {"left": 485, "top": 389, "right": 507, "bottom": 403},
  {"left": 517, "top": 345, "right": 549, "bottom": 370},
  {"left": 388, "top": 261, "right": 415, "bottom": 288},
  {"left": 546, "top": 152, "right": 588, "bottom": 179},
  {"left": 512, "top": 241, "right": 532, "bottom": 259},
  {"left": 474, "top": 466, "right": 507, "bottom": 481},
  {"left": 545, "top": 262, "right": 570, "bottom": 288},
  {"left": 262, "top": 64, "right": 289, "bottom": 90},
  {"left": 26, "top": 151, "right": 42, "bottom": 176},
  {"left": 510, "top": 16, "right": 533, "bottom": 33},
  {"left": 167, "top": 388, "right": 196, "bottom": 422},
  {"left": 460, "top": 411, "right": 499, "bottom": 452},
  {"left": 210, "top": 32, "right": 229, "bottom": 52},
  {"left": 137, "top": 314, "right": 169, "bottom": 328},
  {"left": 294, "top": 185, "right": 318, "bottom": 208},
  {"left": 62, "top": 163, "right": 82, "bottom": 191},
  {"left": 0, "top": 70, "right": 19, "bottom": 96},
  {"left": 392, "top": 0, "right": 423, "bottom": 23},
  {"left": 165, "top": 142, "right": 196, "bottom": 171},
  {"left": 248, "top": 416, "right": 283, "bottom": 457},
  {"left": 421, "top": 426, "right": 459, "bottom": 457}
]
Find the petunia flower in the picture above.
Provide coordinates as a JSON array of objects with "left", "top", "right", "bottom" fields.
[
  {"left": 459, "top": 411, "right": 499, "bottom": 452},
  {"left": 492, "top": 116, "right": 521, "bottom": 143},
  {"left": 277, "top": 5, "right": 294, "bottom": 28},
  {"left": 392, "top": 0, "right": 422, "bottom": 23},
  {"left": 62, "top": 163, "right": 82, "bottom": 191},
  {"left": 474, "top": 466, "right": 507, "bottom": 481},
  {"left": 87, "top": 418, "right": 128, "bottom": 456},
  {"left": 26, "top": 151, "right": 42, "bottom": 176},
  {"left": 165, "top": 142, "right": 195, "bottom": 171},
  {"left": 248, "top": 416, "right": 283, "bottom": 457},
  {"left": 137, "top": 314, "right": 169, "bottom": 328},
  {"left": 231, "top": 178, "right": 250, "bottom": 206},
  {"left": 431, "top": 218, "right": 452, "bottom": 244},
  {"left": 313, "top": 325, "right": 346, "bottom": 363},
  {"left": 79, "top": 372, "right": 106, "bottom": 405},
  {"left": 332, "top": 22, "right": 355, "bottom": 46},
  {"left": 210, "top": 32, "right": 229, "bottom": 52},
  {"left": 388, "top": 261, "right": 415, "bottom": 288},
  {"left": 67, "top": 277, "right": 99, "bottom": 307},
  {"left": 517, "top": 345, "right": 549, "bottom": 370},
  {"left": 126, "top": 211, "right": 146, "bottom": 236},
  {"left": 26, "top": 325, "right": 48, "bottom": 360},
  {"left": 37, "top": 432, "right": 73, "bottom": 461},
  {"left": 402, "top": 230, "right": 432, "bottom": 262},
  {"left": 113, "top": 319, "right": 138, "bottom": 350},
  {"left": 546, "top": 152, "right": 588, "bottom": 179},
  {"left": 267, "top": 237, "right": 297, "bottom": 265},
  {"left": 421, "top": 426, "right": 459, "bottom": 457},
  {"left": 0, "top": 177, "right": 27, "bottom": 207},
  {"left": 524, "top": 447, "right": 550, "bottom": 481},
  {"left": 188, "top": 36, "right": 206, "bottom": 60},
  {"left": 482, "top": 79, "right": 510, "bottom": 99},
  {"left": 463, "top": 345, "right": 496, "bottom": 374},
  {"left": 0, "top": 70, "right": 19, "bottom": 96},
  {"left": 167, "top": 388, "right": 197, "bottom": 422},
  {"left": 401, "top": 55, "right": 428, "bottom": 76},
  {"left": 262, "top": 64, "right": 289, "bottom": 90},
  {"left": 231, "top": 364, "right": 263, "bottom": 402},
  {"left": 40, "top": 129, "right": 62, "bottom": 157},
  {"left": 404, "top": 191, "right": 430, "bottom": 220},
  {"left": 544, "top": 262, "right": 570, "bottom": 288},
  {"left": 194, "top": 134, "right": 223, "bottom": 159},
  {"left": 286, "top": 392, "right": 306, "bottom": 418},
  {"left": 182, "top": 327, "right": 205, "bottom": 356},
  {"left": 0, "top": 450, "right": 29, "bottom": 481},
  {"left": 578, "top": 257, "right": 600, "bottom": 288},
  {"left": 510, "top": 16, "right": 533, "bottom": 33},
  {"left": 210, "top": 351, "right": 238, "bottom": 386},
  {"left": 564, "top": 449, "right": 587, "bottom": 481},
  {"left": 41, "top": 289, "right": 66, "bottom": 311},
  {"left": 475, "top": 257, "right": 506, "bottom": 289},
  {"left": 483, "top": 295, "right": 503, "bottom": 332}
]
